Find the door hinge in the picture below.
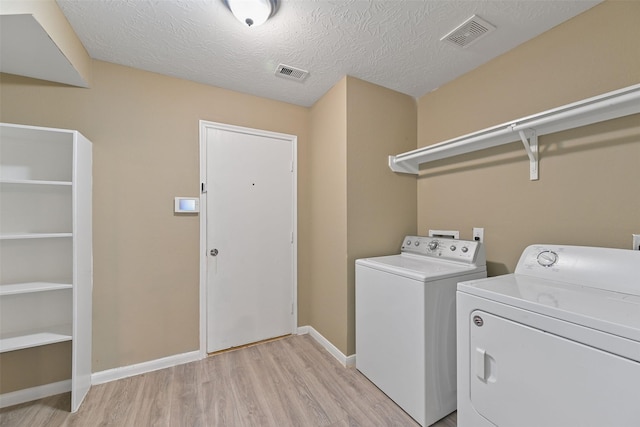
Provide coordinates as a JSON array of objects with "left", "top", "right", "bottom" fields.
[
  {"left": 291, "top": 231, "right": 294, "bottom": 243},
  {"left": 290, "top": 161, "right": 294, "bottom": 172},
  {"left": 291, "top": 302, "right": 294, "bottom": 315},
  {"left": 201, "top": 182, "right": 207, "bottom": 193}
]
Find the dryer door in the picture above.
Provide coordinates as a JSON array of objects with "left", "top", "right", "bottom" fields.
[{"left": 469, "top": 310, "right": 640, "bottom": 427}]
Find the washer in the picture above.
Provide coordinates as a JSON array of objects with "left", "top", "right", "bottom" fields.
[
  {"left": 457, "top": 244, "right": 640, "bottom": 427},
  {"left": 356, "top": 235, "right": 486, "bottom": 427}
]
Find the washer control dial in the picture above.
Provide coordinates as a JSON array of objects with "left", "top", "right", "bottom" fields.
[
  {"left": 428, "top": 241, "right": 439, "bottom": 251},
  {"left": 450, "top": 245, "right": 457, "bottom": 251},
  {"left": 537, "top": 250, "right": 559, "bottom": 267}
]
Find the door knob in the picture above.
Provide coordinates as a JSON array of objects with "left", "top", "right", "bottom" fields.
[{"left": 210, "top": 249, "right": 219, "bottom": 256}]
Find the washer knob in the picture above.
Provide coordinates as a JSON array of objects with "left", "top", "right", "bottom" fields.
[
  {"left": 461, "top": 246, "right": 469, "bottom": 253},
  {"left": 450, "top": 245, "right": 456, "bottom": 251},
  {"left": 415, "top": 241, "right": 420, "bottom": 246},
  {"left": 428, "top": 241, "right": 439, "bottom": 251},
  {"left": 406, "top": 240, "right": 411, "bottom": 246}
]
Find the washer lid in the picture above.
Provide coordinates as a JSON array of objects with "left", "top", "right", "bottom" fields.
[
  {"left": 458, "top": 274, "right": 640, "bottom": 343},
  {"left": 356, "top": 253, "right": 486, "bottom": 281}
]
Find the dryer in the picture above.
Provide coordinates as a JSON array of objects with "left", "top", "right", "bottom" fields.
[
  {"left": 356, "top": 235, "right": 486, "bottom": 426},
  {"left": 457, "top": 244, "right": 640, "bottom": 427}
]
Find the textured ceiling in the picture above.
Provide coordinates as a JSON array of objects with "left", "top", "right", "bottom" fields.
[{"left": 56, "top": 0, "right": 601, "bottom": 107}]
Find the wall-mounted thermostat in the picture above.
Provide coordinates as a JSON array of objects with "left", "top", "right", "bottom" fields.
[{"left": 174, "top": 197, "right": 199, "bottom": 213}]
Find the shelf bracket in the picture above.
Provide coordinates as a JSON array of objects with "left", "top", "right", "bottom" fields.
[
  {"left": 388, "top": 155, "right": 419, "bottom": 174},
  {"left": 518, "top": 129, "right": 538, "bottom": 181}
]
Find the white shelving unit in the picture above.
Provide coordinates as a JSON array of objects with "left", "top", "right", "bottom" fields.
[
  {"left": 389, "top": 83, "right": 640, "bottom": 179},
  {"left": 0, "top": 123, "right": 92, "bottom": 412}
]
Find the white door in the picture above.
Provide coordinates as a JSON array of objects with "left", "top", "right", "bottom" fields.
[
  {"left": 469, "top": 310, "right": 640, "bottom": 427},
  {"left": 202, "top": 123, "right": 296, "bottom": 354}
]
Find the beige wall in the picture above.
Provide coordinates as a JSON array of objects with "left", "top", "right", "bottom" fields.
[
  {"left": 307, "top": 78, "right": 349, "bottom": 351},
  {"left": 0, "top": 60, "right": 309, "bottom": 392},
  {"left": 416, "top": 0, "right": 640, "bottom": 275},
  {"left": 345, "top": 77, "right": 417, "bottom": 355},
  {"left": 306, "top": 76, "right": 416, "bottom": 355},
  {"left": 0, "top": 342, "right": 71, "bottom": 394}
]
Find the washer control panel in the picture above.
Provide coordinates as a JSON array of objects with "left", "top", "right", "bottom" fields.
[{"left": 401, "top": 235, "right": 484, "bottom": 264}]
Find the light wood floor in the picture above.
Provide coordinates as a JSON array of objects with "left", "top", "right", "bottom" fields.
[{"left": 0, "top": 334, "right": 457, "bottom": 427}]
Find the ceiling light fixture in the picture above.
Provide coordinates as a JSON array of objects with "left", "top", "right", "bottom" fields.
[{"left": 224, "top": 0, "right": 279, "bottom": 27}]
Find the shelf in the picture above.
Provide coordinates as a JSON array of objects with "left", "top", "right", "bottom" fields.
[
  {"left": 0, "top": 123, "right": 74, "bottom": 182},
  {"left": 0, "top": 233, "right": 72, "bottom": 240},
  {"left": 0, "top": 325, "right": 72, "bottom": 353},
  {"left": 0, "top": 122, "right": 92, "bottom": 412},
  {"left": 0, "top": 13, "right": 90, "bottom": 88},
  {"left": 0, "top": 282, "right": 73, "bottom": 296},
  {"left": 389, "top": 83, "right": 640, "bottom": 180},
  {"left": 0, "top": 179, "right": 72, "bottom": 186}
]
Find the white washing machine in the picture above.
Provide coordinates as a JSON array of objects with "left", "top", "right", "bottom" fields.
[
  {"left": 356, "top": 235, "right": 487, "bottom": 427},
  {"left": 457, "top": 244, "right": 640, "bottom": 427}
]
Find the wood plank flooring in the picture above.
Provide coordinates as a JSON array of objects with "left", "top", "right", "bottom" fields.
[{"left": 0, "top": 335, "right": 457, "bottom": 427}]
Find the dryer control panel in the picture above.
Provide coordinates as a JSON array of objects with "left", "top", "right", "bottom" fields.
[
  {"left": 401, "top": 236, "right": 485, "bottom": 266},
  {"left": 516, "top": 244, "right": 640, "bottom": 297}
]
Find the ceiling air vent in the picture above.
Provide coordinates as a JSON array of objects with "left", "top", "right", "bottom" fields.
[
  {"left": 441, "top": 15, "right": 496, "bottom": 48},
  {"left": 275, "top": 64, "right": 309, "bottom": 82}
]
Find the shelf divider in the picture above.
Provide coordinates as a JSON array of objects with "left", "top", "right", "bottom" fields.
[
  {"left": 0, "top": 179, "right": 72, "bottom": 186},
  {"left": 0, "top": 233, "right": 73, "bottom": 240},
  {"left": 0, "top": 325, "right": 73, "bottom": 353},
  {"left": 0, "top": 282, "right": 73, "bottom": 296}
]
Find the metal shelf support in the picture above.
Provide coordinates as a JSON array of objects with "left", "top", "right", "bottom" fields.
[{"left": 517, "top": 129, "right": 538, "bottom": 181}]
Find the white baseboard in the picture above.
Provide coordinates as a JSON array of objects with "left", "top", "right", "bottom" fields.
[
  {"left": 91, "top": 350, "right": 201, "bottom": 385},
  {"left": 297, "top": 325, "right": 356, "bottom": 367},
  {"left": 0, "top": 380, "right": 71, "bottom": 409}
]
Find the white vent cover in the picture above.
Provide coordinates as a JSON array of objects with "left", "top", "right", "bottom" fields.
[
  {"left": 275, "top": 64, "right": 309, "bottom": 82},
  {"left": 441, "top": 15, "right": 496, "bottom": 48}
]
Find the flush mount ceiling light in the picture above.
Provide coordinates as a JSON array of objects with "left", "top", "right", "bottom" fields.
[{"left": 224, "top": 0, "right": 279, "bottom": 27}]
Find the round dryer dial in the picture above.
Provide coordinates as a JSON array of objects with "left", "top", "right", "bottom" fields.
[{"left": 537, "top": 250, "right": 558, "bottom": 267}]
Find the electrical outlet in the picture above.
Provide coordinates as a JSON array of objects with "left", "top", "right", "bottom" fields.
[
  {"left": 473, "top": 227, "right": 484, "bottom": 243},
  {"left": 633, "top": 234, "right": 640, "bottom": 251}
]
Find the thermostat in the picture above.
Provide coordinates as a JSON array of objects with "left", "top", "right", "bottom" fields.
[{"left": 174, "top": 197, "right": 199, "bottom": 213}]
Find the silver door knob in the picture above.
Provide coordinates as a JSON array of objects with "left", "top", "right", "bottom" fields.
[{"left": 210, "top": 249, "right": 219, "bottom": 256}]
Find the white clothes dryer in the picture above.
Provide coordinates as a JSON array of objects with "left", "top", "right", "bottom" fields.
[
  {"left": 356, "top": 236, "right": 486, "bottom": 426},
  {"left": 457, "top": 244, "right": 640, "bottom": 427}
]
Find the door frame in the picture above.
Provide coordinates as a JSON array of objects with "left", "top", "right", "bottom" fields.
[{"left": 198, "top": 120, "right": 298, "bottom": 357}]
